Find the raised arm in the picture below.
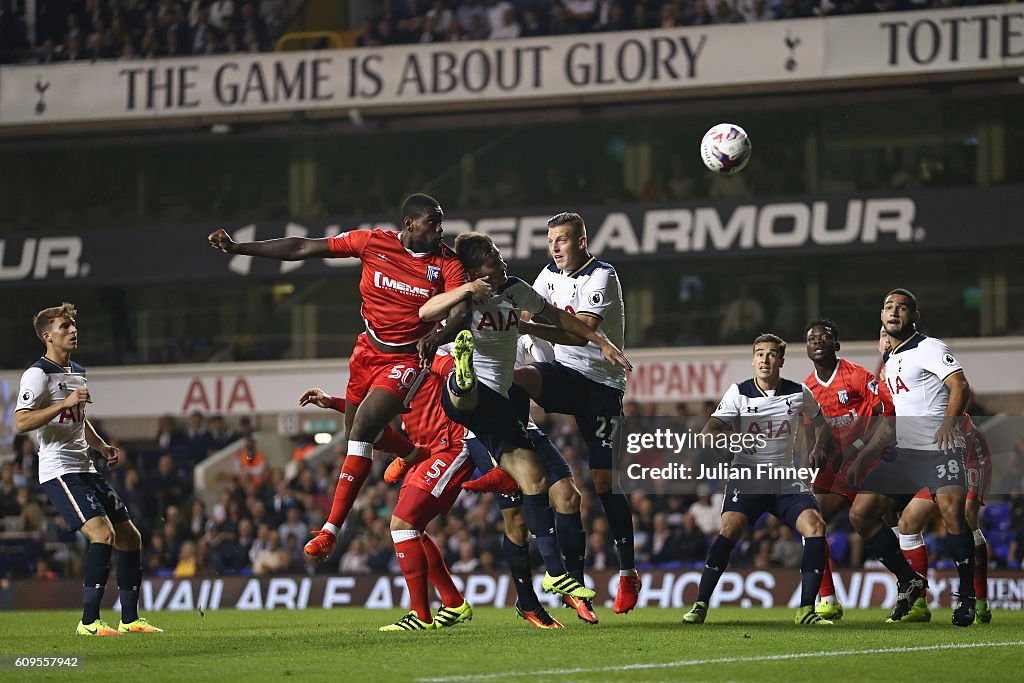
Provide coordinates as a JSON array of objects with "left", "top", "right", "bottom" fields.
[{"left": 208, "top": 229, "right": 334, "bottom": 260}]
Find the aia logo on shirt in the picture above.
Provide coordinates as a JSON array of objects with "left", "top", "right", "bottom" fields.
[{"left": 887, "top": 375, "right": 910, "bottom": 395}]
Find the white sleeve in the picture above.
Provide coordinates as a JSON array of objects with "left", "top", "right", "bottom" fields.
[
  {"left": 518, "top": 283, "right": 548, "bottom": 316},
  {"left": 921, "top": 340, "right": 964, "bottom": 382},
  {"left": 578, "top": 268, "right": 617, "bottom": 318},
  {"left": 710, "top": 384, "right": 741, "bottom": 425},
  {"left": 801, "top": 385, "right": 822, "bottom": 419},
  {"left": 16, "top": 368, "right": 48, "bottom": 412},
  {"left": 532, "top": 268, "right": 551, "bottom": 304}
]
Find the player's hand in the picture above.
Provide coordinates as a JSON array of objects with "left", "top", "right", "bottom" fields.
[
  {"left": 101, "top": 445, "right": 120, "bottom": 468},
  {"left": 599, "top": 340, "right": 633, "bottom": 371},
  {"left": 464, "top": 278, "right": 492, "bottom": 300},
  {"left": 417, "top": 334, "right": 440, "bottom": 368},
  {"left": 807, "top": 447, "right": 825, "bottom": 469},
  {"left": 299, "top": 388, "right": 333, "bottom": 410},
  {"left": 846, "top": 456, "right": 868, "bottom": 488},
  {"left": 63, "top": 387, "right": 90, "bottom": 407},
  {"left": 208, "top": 228, "right": 237, "bottom": 253},
  {"left": 934, "top": 418, "right": 958, "bottom": 453}
]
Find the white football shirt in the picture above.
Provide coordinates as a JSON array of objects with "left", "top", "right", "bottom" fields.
[
  {"left": 711, "top": 378, "right": 821, "bottom": 467},
  {"left": 883, "top": 333, "right": 965, "bottom": 451},
  {"left": 471, "top": 277, "right": 547, "bottom": 397},
  {"left": 16, "top": 358, "right": 96, "bottom": 483},
  {"left": 532, "top": 257, "right": 626, "bottom": 393}
]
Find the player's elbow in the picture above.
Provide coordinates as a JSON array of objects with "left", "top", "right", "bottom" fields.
[{"left": 14, "top": 412, "right": 33, "bottom": 434}]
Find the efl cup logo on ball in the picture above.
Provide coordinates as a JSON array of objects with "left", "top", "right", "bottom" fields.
[{"left": 700, "top": 123, "right": 752, "bottom": 176}]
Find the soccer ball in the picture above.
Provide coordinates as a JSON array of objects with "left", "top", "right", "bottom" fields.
[{"left": 700, "top": 123, "right": 752, "bottom": 175}]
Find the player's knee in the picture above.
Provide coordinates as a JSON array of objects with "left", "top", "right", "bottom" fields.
[
  {"left": 591, "top": 469, "right": 613, "bottom": 493},
  {"left": 803, "top": 517, "right": 827, "bottom": 538},
  {"left": 847, "top": 504, "right": 871, "bottom": 533},
  {"left": 512, "top": 366, "right": 542, "bottom": 399},
  {"left": 550, "top": 479, "right": 581, "bottom": 514},
  {"left": 390, "top": 515, "right": 416, "bottom": 532},
  {"left": 115, "top": 523, "right": 142, "bottom": 551},
  {"left": 86, "top": 519, "right": 116, "bottom": 546}
]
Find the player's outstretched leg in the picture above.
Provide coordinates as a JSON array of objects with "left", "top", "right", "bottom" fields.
[
  {"left": 897, "top": 532, "right": 932, "bottom": 622},
  {"left": 794, "top": 536, "right": 833, "bottom": 625}
]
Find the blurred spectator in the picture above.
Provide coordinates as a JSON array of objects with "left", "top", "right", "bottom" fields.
[
  {"left": 236, "top": 435, "right": 269, "bottom": 484},
  {"left": 688, "top": 483, "right": 723, "bottom": 536},
  {"left": 175, "top": 541, "right": 198, "bottom": 577},
  {"left": 252, "top": 530, "right": 289, "bottom": 574}
]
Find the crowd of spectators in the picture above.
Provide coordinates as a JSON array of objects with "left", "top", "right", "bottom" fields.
[
  {"left": 3, "top": 405, "right": 1024, "bottom": 584},
  {"left": 0, "top": 0, "right": 301, "bottom": 64},
  {"left": 0, "top": 0, "right": 1006, "bottom": 65}
]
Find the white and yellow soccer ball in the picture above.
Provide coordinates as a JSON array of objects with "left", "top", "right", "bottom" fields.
[{"left": 700, "top": 123, "right": 752, "bottom": 175}]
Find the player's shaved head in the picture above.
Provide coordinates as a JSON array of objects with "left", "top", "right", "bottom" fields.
[
  {"left": 402, "top": 193, "right": 442, "bottom": 221},
  {"left": 884, "top": 288, "right": 918, "bottom": 312},
  {"left": 547, "top": 212, "right": 586, "bottom": 239},
  {"left": 33, "top": 302, "right": 77, "bottom": 342}
]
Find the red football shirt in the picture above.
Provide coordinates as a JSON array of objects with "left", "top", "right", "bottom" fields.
[
  {"left": 805, "top": 358, "right": 883, "bottom": 453},
  {"left": 328, "top": 229, "right": 465, "bottom": 347}
]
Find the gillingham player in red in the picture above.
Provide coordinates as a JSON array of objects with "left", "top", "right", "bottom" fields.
[
  {"left": 299, "top": 350, "right": 477, "bottom": 632},
  {"left": 803, "top": 318, "right": 885, "bottom": 621},
  {"left": 209, "top": 194, "right": 471, "bottom": 559}
]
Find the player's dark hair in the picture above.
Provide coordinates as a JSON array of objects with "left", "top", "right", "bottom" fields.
[
  {"left": 884, "top": 288, "right": 918, "bottom": 312},
  {"left": 752, "top": 333, "right": 786, "bottom": 357},
  {"left": 454, "top": 232, "right": 499, "bottom": 270},
  {"left": 547, "top": 212, "right": 586, "bottom": 238},
  {"left": 804, "top": 317, "right": 839, "bottom": 341},
  {"left": 402, "top": 193, "right": 442, "bottom": 221},
  {"left": 33, "top": 302, "right": 77, "bottom": 342}
]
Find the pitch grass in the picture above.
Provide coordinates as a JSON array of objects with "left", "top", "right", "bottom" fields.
[{"left": 1, "top": 607, "right": 1022, "bottom": 682}]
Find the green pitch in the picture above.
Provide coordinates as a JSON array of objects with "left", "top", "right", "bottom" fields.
[{"left": 2, "top": 607, "right": 1022, "bottom": 682}]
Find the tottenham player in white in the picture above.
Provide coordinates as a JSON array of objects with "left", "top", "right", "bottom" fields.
[
  {"left": 849, "top": 288, "right": 978, "bottom": 626},
  {"left": 513, "top": 212, "right": 642, "bottom": 615},
  {"left": 682, "top": 333, "right": 833, "bottom": 626},
  {"left": 420, "top": 231, "right": 629, "bottom": 607},
  {"left": 15, "top": 302, "right": 162, "bottom": 636}
]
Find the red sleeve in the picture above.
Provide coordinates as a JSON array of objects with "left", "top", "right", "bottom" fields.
[
  {"left": 441, "top": 253, "right": 466, "bottom": 293},
  {"left": 328, "top": 229, "right": 372, "bottom": 258}
]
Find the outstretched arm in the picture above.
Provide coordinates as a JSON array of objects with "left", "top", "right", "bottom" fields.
[
  {"left": 539, "top": 302, "right": 632, "bottom": 370},
  {"left": 208, "top": 229, "right": 333, "bottom": 260},
  {"left": 517, "top": 319, "right": 587, "bottom": 347}
]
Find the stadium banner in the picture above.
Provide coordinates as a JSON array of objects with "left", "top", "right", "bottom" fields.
[
  {"left": 1, "top": 339, "right": 1022, "bottom": 417},
  {"left": 0, "top": 185, "right": 1021, "bottom": 288},
  {"left": 1, "top": 6, "right": 1022, "bottom": 127},
  {"left": 4, "top": 570, "right": 1023, "bottom": 611}
]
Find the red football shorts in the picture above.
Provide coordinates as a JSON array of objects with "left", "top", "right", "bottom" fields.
[
  {"left": 345, "top": 334, "right": 423, "bottom": 406},
  {"left": 392, "top": 447, "right": 473, "bottom": 530},
  {"left": 812, "top": 452, "right": 880, "bottom": 503}
]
